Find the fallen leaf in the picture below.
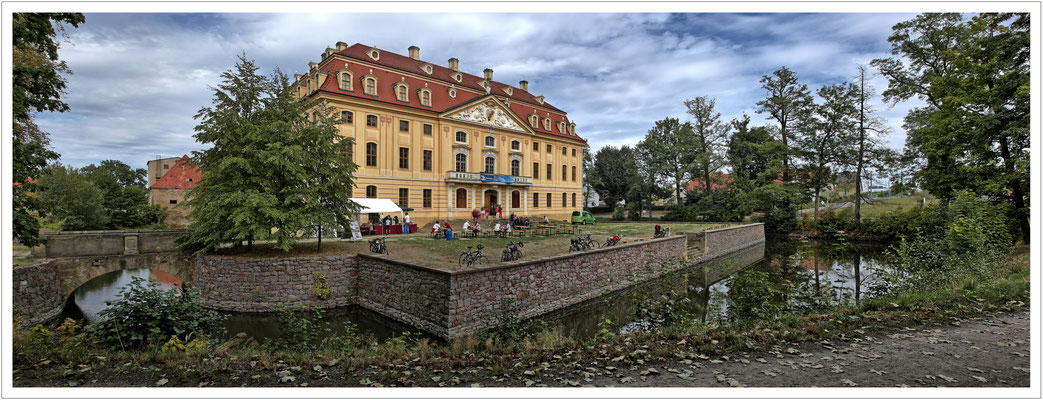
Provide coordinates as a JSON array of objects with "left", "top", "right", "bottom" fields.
[{"left": 155, "top": 378, "right": 169, "bottom": 386}]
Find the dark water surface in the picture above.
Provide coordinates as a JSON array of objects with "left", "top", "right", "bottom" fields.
[{"left": 58, "top": 238, "right": 894, "bottom": 342}]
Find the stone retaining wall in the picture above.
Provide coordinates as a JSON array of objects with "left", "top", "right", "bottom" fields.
[
  {"left": 192, "top": 254, "right": 356, "bottom": 312},
  {"left": 33, "top": 229, "right": 188, "bottom": 258},
  {"left": 445, "top": 235, "right": 688, "bottom": 337},
  {"left": 354, "top": 256, "right": 451, "bottom": 337},
  {"left": 701, "top": 223, "right": 766, "bottom": 257},
  {"left": 13, "top": 260, "right": 63, "bottom": 326}
]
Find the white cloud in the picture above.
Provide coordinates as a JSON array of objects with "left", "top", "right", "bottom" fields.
[{"left": 38, "top": 12, "right": 925, "bottom": 169}]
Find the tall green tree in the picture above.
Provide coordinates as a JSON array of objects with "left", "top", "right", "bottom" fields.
[
  {"left": 797, "top": 82, "right": 858, "bottom": 222},
  {"left": 683, "top": 96, "right": 729, "bottom": 194},
  {"left": 37, "top": 164, "right": 109, "bottom": 230},
  {"left": 581, "top": 144, "right": 595, "bottom": 208},
  {"left": 755, "top": 66, "right": 812, "bottom": 182},
  {"left": 589, "top": 145, "right": 638, "bottom": 210},
  {"left": 873, "top": 12, "right": 1030, "bottom": 242},
  {"left": 180, "top": 54, "right": 359, "bottom": 252},
  {"left": 641, "top": 117, "right": 694, "bottom": 204},
  {"left": 81, "top": 160, "right": 164, "bottom": 228},
  {"left": 850, "top": 65, "right": 890, "bottom": 226},
  {"left": 12, "top": 12, "right": 84, "bottom": 246},
  {"left": 630, "top": 141, "right": 670, "bottom": 219}
]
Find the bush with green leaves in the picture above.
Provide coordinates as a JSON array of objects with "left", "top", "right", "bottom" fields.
[
  {"left": 478, "top": 297, "right": 546, "bottom": 344},
  {"left": 93, "top": 277, "right": 224, "bottom": 349}
]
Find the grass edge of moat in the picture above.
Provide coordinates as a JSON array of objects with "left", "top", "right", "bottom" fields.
[{"left": 11, "top": 244, "right": 1029, "bottom": 387}]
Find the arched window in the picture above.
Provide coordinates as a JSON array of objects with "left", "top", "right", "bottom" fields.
[
  {"left": 455, "top": 131, "right": 467, "bottom": 143},
  {"left": 572, "top": 193, "right": 577, "bottom": 207},
  {"left": 484, "top": 135, "right": 495, "bottom": 147},
  {"left": 511, "top": 140, "right": 520, "bottom": 151},
  {"left": 562, "top": 165, "right": 567, "bottom": 181},
  {"left": 562, "top": 193, "right": 567, "bottom": 207},
  {"left": 455, "top": 153, "right": 467, "bottom": 172},
  {"left": 397, "top": 84, "right": 408, "bottom": 102},
  {"left": 572, "top": 166, "right": 577, "bottom": 181},
  {"left": 510, "top": 159, "right": 520, "bottom": 176},
  {"left": 366, "top": 185, "right": 377, "bottom": 198},
  {"left": 364, "top": 77, "right": 377, "bottom": 95},
  {"left": 339, "top": 72, "right": 353, "bottom": 90},
  {"left": 421, "top": 90, "right": 431, "bottom": 106},
  {"left": 456, "top": 188, "right": 467, "bottom": 208},
  {"left": 484, "top": 157, "right": 495, "bottom": 174},
  {"left": 365, "top": 142, "right": 377, "bottom": 167}
]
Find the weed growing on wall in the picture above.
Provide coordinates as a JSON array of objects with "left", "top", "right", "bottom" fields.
[
  {"left": 478, "top": 297, "right": 547, "bottom": 344},
  {"left": 310, "top": 272, "right": 332, "bottom": 300}
]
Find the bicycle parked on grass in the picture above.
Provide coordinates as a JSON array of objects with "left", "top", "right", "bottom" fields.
[
  {"left": 369, "top": 237, "right": 389, "bottom": 255},
  {"left": 459, "top": 245, "right": 489, "bottom": 267},
  {"left": 569, "top": 234, "right": 601, "bottom": 252},
  {"left": 653, "top": 226, "right": 672, "bottom": 238},
  {"left": 501, "top": 241, "right": 524, "bottom": 262}
]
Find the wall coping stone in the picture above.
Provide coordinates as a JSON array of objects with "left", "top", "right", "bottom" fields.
[{"left": 701, "top": 222, "right": 764, "bottom": 234}]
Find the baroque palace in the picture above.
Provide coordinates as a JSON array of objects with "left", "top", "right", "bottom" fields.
[{"left": 294, "top": 43, "right": 586, "bottom": 224}]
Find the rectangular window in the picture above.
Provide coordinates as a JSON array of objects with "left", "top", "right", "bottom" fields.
[
  {"left": 367, "top": 114, "right": 378, "bottom": 127},
  {"left": 533, "top": 141, "right": 539, "bottom": 151},
  {"left": 547, "top": 163, "right": 552, "bottom": 180},
  {"left": 562, "top": 165, "right": 567, "bottom": 181},
  {"left": 169, "top": 199, "right": 177, "bottom": 205},
  {"left": 423, "top": 124, "right": 432, "bottom": 135},
  {"left": 423, "top": 189, "right": 432, "bottom": 208},
  {"left": 533, "top": 192, "right": 539, "bottom": 208},
  {"left": 366, "top": 185, "right": 377, "bottom": 198},
  {"left": 546, "top": 144, "right": 552, "bottom": 153},
  {"left": 366, "top": 143, "right": 377, "bottom": 167},
  {"left": 341, "top": 111, "right": 353, "bottom": 124},
  {"left": 163, "top": 164, "right": 169, "bottom": 169},
  {"left": 423, "top": 150, "right": 432, "bottom": 171},
  {"left": 399, "top": 147, "right": 409, "bottom": 169},
  {"left": 572, "top": 148, "right": 577, "bottom": 157},
  {"left": 532, "top": 163, "right": 539, "bottom": 179},
  {"left": 399, "top": 120, "right": 409, "bottom": 132},
  {"left": 347, "top": 143, "right": 353, "bottom": 161},
  {"left": 399, "top": 188, "right": 409, "bottom": 207},
  {"left": 562, "top": 193, "right": 567, "bottom": 207},
  {"left": 562, "top": 146, "right": 567, "bottom": 155},
  {"left": 546, "top": 193, "right": 552, "bottom": 207}
]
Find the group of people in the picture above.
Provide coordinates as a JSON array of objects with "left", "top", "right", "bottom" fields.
[
  {"left": 462, "top": 219, "right": 512, "bottom": 237},
  {"left": 373, "top": 212, "right": 411, "bottom": 235},
  {"left": 471, "top": 204, "right": 504, "bottom": 221}
]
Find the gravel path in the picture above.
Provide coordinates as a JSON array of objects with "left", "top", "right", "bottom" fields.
[{"left": 582, "top": 311, "right": 1030, "bottom": 387}]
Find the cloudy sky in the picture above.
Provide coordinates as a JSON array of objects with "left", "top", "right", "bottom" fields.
[{"left": 35, "top": 12, "right": 926, "bottom": 169}]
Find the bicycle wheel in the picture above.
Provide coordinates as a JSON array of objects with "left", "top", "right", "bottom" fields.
[
  {"left": 382, "top": 246, "right": 389, "bottom": 255},
  {"left": 478, "top": 255, "right": 490, "bottom": 265},
  {"left": 459, "top": 253, "right": 468, "bottom": 267}
]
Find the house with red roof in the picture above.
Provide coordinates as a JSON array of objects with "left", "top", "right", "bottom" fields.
[
  {"left": 149, "top": 155, "right": 200, "bottom": 226},
  {"left": 292, "top": 43, "right": 586, "bottom": 224}
]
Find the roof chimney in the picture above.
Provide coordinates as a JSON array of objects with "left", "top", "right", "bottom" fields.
[
  {"left": 408, "top": 45, "right": 420, "bottom": 60},
  {"left": 336, "top": 41, "right": 347, "bottom": 51},
  {"left": 448, "top": 57, "right": 459, "bottom": 72},
  {"left": 519, "top": 80, "right": 528, "bottom": 91},
  {"left": 483, "top": 68, "right": 493, "bottom": 81}
]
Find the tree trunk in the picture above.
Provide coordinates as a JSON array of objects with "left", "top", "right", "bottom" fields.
[
  {"left": 703, "top": 165, "right": 712, "bottom": 195},
  {"left": 317, "top": 226, "right": 322, "bottom": 252},
  {"left": 854, "top": 73, "right": 867, "bottom": 228},
  {"left": 814, "top": 187, "right": 820, "bottom": 223},
  {"left": 780, "top": 120, "right": 790, "bottom": 182},
  {"left": 999, "top": 136, "right": 1029, "bottom": 244},
  {"left": 247, "top": 235, "right": 253, "bottom": 252}
]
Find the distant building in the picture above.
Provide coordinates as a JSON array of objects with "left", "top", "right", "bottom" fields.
[
  {"left": 146, "top": 156, "right": 183, "bottom": 186},
  {"left": 149, "top": 155, "right": 200, "bottom": 226}
]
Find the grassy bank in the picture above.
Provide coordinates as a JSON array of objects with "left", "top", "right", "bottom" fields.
[{"left": 12, "top": 244, "right": 1028, "bottom": 387}]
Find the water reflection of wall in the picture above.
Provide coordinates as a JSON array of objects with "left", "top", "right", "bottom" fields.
[{"left": 65, "top": 269, "right": 181, "bottom": 324}]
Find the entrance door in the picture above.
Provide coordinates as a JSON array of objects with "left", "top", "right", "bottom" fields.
[
  {"left": 484, "top": 190, "right": 498, "bottom": 213},
  {"left": 511, "top": 191, "right": 520, "bottom": 209}
]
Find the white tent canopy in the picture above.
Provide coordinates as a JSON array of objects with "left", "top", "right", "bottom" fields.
[{"left": 349, "top": 198, "right": 404, "bottom": 215}]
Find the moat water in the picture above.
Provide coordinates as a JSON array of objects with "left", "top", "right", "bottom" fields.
[{"left": 57, "top": 238, "right": 895, "bottom": 343}]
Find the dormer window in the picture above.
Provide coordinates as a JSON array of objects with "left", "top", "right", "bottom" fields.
[
  {"left": 503, "top": 87, "right": 513, "bottom": 96},
  {"left": 338, "top": 70, "right": 353, "bottom": 91},
  {"left": 448, "top": 86, "right": 457, "bottom": 98},
  {"left": 542, "top": 117, "right": 551, "bottom": 131},
  {"left": 368, "top": 48, "right": 380, "bottom": 61},
  {"left": 570, "top": 123, "right": 577, "bottom": 135},
  {"left": 421, "top": 63, "right": 433, "bottom": 74},
  {"left": 535, "top": 95, "right": 545, "bottom": 105},
  {"left": 362, "top": 73, "right": 378, "bottom": 96},
  {"left": 529, "top": 114, "right": 538, "bottom": 128},
  {"left": 395, "top": 81, "right": 409, "bottom": 102},
  {"left": 419, "top": 88, "right": 432, "bottom": 107},
  {"left": 452, "top": 72, "right": 462, "bottom": 82}
]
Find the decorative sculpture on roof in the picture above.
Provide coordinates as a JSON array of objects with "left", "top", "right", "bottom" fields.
[{"left": 447, "top": 101, "right": 524, "bottom": 131}]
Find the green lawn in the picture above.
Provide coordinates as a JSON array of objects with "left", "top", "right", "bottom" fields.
[
  {"left": 857, "top": 194, "right": 937, "bottom": 217},
  {"left": 214, "top": 222, "right": 720, "bottom": 270}
]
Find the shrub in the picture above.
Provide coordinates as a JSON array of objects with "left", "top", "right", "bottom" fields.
[{"left": 93, "top": 277, "right": 225, "bottom": 349}]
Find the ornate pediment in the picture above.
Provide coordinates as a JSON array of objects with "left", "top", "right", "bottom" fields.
[{"left": 443, "top": 98, "right": 527, "bottom": 133}]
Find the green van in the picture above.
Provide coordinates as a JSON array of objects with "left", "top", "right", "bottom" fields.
[{"left": 570, "top": 210, "right": 596, "bottom": 225}]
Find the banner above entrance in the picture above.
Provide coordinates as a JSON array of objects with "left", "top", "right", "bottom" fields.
[{"left": 480, "top": 174, "right": 514, "bottom": 184}]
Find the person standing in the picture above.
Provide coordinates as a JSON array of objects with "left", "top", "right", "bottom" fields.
[
  {"left": 445, "top": 221, "right": 453, "bottom": 241},
  {"left": 382, "top": 215, "right": 392, "bottom": 236},
  {"left": 403, "top": 213, "right": 411, "bottom": 234}
]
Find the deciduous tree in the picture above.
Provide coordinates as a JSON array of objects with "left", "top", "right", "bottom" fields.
[
  {"left": 755, "top": 66, "right": 812, "bottom": 182},
  {"left": 684, "top": 96, "right": 729, "bottom": 194}
]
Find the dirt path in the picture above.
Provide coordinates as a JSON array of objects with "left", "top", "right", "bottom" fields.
[{"left": 574, "top": 311, "right": 1030, "bottom": 387}]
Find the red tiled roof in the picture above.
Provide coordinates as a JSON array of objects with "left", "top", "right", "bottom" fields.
[
  {"left": 150, "top": 155, "right": 201, "bottom": 189},
  {"left": 309, "top": 44, "right": 586, "bottom": 144},
  {"left": 686, "top": 173, "right": 734, "bottom": 191}
]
